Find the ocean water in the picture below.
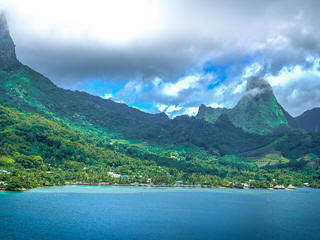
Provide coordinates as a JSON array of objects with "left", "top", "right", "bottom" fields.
[{"left": 0, "top": 186, "right": 320, "bottom": 240}]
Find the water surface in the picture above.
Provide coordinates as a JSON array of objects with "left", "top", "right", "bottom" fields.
[{"left": 1, "top": 186, "right": 319, "bottom": 240}]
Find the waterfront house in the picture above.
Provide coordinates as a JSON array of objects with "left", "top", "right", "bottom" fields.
[
  {"left": 108, "top": 172, "right": 121, "bottom": 178},
  {"left": 176, "top": 180, "right": 183, "bottom": 185},
  {"left": 287, "top": 184, "right": 296, "bottom": 190}
]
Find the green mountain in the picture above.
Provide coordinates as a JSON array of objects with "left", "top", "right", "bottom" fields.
[
  {"left": 0, "top": 14, "right": 21, "bottom": 70},
  {"left": 292, "top": 108, "right": 320, "bottom": 133},
  {"left": 228, "top": 77, "right": 289, "bottom": 135},
  {"left": 0, "top": 16, "right": 169, "bottom": 141},
  {"left": 197, "top": 76, "right": 320, "bottom": 135},
  {"left": 0, "top": 14, "right": 274, "bottom": 155},
  {"left": 196, "top": 104, "right": 228, "bottom": 123},
  {"left": 1, "top": 13, "right": 320, "bottom": 190}
]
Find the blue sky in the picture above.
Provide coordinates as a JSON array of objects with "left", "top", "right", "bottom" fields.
[{"left": 2, "top": 0, "right": 320, "bottom": 117}]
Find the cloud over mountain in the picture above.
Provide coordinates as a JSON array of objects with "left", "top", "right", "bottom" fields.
[{"left": 1, "top": 0, "right": 320, "bottom": 117}]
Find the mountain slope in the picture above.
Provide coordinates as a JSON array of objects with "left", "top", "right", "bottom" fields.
[
  {"left": 228, "top": 77, "right": 289, "bottom": 134},
  {"left": 0, "top": 17, "right": 171, "bottom": 141},
  {"left": 1, "top": 14, "right": 320, "bottom": 191},
  {"left": 1, "top": 13, "right": 319, "bottom": 158},
  {"left": 0, "top": 13, "right": 170, "bottom": 140},
  {"left": 159, "top": 114, "right": 273, "bottom": 154},
  {"left": 0, "top": 65, "right": 169, "bottom": 139},
  {"left": 197, "top": 77, "right": 290, "bottom": 135},
  {"left": 292, "top": 108, "right": 320, "bottom": 133},
  {"left": 196, "top": 104, "right": 229, "bottom": 123},
  {"left": 0, "top": 14, "right": 275, "bottom": 154}
]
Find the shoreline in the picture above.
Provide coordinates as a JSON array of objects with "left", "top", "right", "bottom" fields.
[{"left": 2, "top": 182, "right": 315, "bottom": 192}]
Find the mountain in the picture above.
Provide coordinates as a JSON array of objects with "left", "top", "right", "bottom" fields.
[
  {"left": 0, "top": 13, "right": 21, "bottom": 70},
  {"left": 153, "top": 114, "right": 272, "bottom": 155},
  {"left": 1, "top": 13, "right": 320, "bottom": 191},
  {"left": 0, "top": 14, "right": 274, "bottom": 155},
  {"left": 292, "top": 108, "right": 320, "bottom": 133},
  {"left": 196, "top": 77, "right": 289, "bottom": 134},
  {"left": 196, "top": 104, "right": 229, "bottom": 123},
  {"left": 0, "top": 13, "right": 170, "bottom": 140},
  {"left": 0, "top": 13, "right": 319, "bottom": 153},
  {"left": 228, "top": 77, "right": 289, "bottom": 134},
  {"left": 196, "top": 77, "right": 320, "bottom": 135}
]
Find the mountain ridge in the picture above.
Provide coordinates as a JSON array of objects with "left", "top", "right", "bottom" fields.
[
  {"left": 1, "top": 13, "right": 320, "bottom": 191},
  {"left": 196, "top": 77, "right": 319, "bottom": 135},
  {"left": 0, "top": 13, "right": 319, "bottom": 155}
]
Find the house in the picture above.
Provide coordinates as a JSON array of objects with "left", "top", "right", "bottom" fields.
[
  {"left": 286, "top": 184, "right": 296, "bottom": 190},
  {"left": 303, "top": 182, "right": 310, "bottom": 187},
  {"left": 243, "top": 183, "right": 249, "bottom": 189},
  {"left": 273, "top": 185, "right": 285, "bottom": 190},
  {"left": 176, "top": 180, "right": 184, "bottom": 185},
  {"left": 146, "top": 178, "right": 152, "bottom": 183},
  {"left": 107, "top": 172, "right": 121, "bottom": 178},
  {"left": 121, "top": 175, "right": 129, "bottom": 178}
]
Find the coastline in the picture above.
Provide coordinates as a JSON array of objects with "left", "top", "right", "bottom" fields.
[{"left": 2, "top": 182, "right": 315, "bottom": 192}]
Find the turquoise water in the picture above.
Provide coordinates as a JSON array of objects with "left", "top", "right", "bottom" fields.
[{"left": 1, "top": 186, "right": 320, "bottom": 240}]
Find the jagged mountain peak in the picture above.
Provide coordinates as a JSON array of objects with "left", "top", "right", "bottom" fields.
[
  {"left": 0, "top": 12, "right": 20, "bottom": 70},
  {"left": 241, "top": 76, "right": 273, "bottom": 101},
  {"left": 196, "top": 76, "right": 289, "bottom": 134},
  {"left": 246, "top": 76, "right": 272, "bottom": 92},
  {"left": 228, "top": 76, "right": 289, "bottom": 134}
]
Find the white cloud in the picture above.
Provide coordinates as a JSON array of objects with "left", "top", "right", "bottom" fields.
[
  {"left": 161, "top": 74, "right": 203, "bottom": 97},
  {"left": 156, "top": 104, "right": 167, "bottom": 112},
  {"left": 102, "top": 93, "right": 113, "bottom": 99},
  {"left": 2, "top": 0, "right": 320, "bottom": 117},
  {"left": 266, "top": 59, "right": 320, "bottom": 87},
  {"left": 232, "top": 81, "right": 247, "bottom": 94},
  {"left": 184, "top": 107, "right": 199, "bottom": 116},
  {"left": 208, "top": 103, "right": 223, "bottom": 108},
  {"left": 265, "top": 58, "right": 320, "bottom": 116},
  {"left": 242, "top": 63, "right": 263, "bottom": 79},
  {"left": 2, "top": 0, "right": 160, "bottom": 44},
  {"left": 165, "top": 105, "right": 182, "bottom": 114}
]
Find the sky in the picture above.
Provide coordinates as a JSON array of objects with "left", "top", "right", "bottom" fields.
[{"left": 1, "top": 0, "right": 320, "bottom": 117}]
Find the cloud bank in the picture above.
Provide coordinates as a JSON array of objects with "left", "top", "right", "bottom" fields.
[{"left": 1, "top": 0, "right": 320, "bottom": 117}]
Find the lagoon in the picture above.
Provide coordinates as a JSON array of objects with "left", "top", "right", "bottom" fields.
[{"left": 1, "top": 186, "right": 320, "bottom": 240}]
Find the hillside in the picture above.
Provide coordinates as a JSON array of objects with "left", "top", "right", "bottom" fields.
[
  {"left": 292, "top": 108, "right": 320, "bottom": 133},
  {"left": 0, "top": 13, "right": 320, "bottom": 190},
  {"left": 0, "top": 13, "right": 276, "bottom": 155}
]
